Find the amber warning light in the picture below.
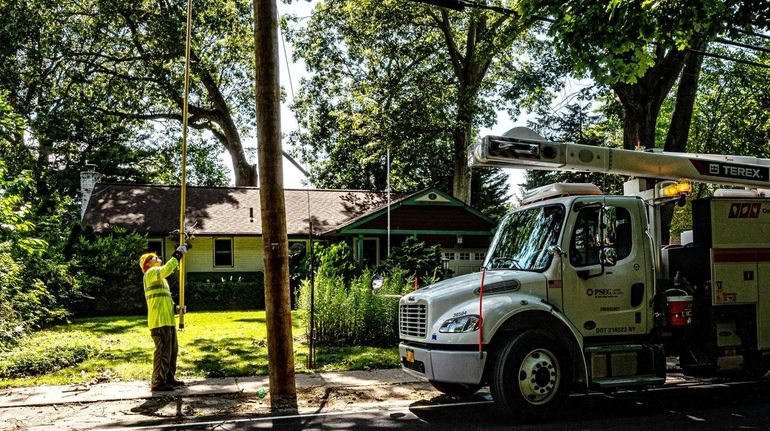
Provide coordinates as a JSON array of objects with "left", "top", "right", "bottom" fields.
[{"left": 658, "top": 180, "right": 692, "bottom": 198}]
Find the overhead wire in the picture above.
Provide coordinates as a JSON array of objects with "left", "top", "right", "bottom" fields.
[{"left": 281, "top": 22, "right": 316, "bottom": 369}]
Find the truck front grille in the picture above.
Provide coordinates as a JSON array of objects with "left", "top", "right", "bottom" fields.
[{"left": 400, "top": 303, "right": 427, "bottom": 338}]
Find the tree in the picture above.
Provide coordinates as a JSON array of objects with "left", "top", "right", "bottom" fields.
[
  {"left": 0, "top": 0, "right": 244, "bottom": 194},
  {"left": 286, "top": 0, "right": 562, "bottom": 209},
  {"left": 520, "top": 0, "right": 731, "bottom": 151},
  {"left": 519, "top": 0, "right": 769, "bottom": 243},
  {"left": 78, "top": 0, "right": 258, "bottom": 186}
]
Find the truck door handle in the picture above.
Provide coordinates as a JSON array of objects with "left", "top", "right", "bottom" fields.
[{"left": 631, "top": 283, "right": 644, "bottom": 307}]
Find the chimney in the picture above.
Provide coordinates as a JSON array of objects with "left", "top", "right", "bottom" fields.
[{"left": 80, "top": 164, "right": 101, "bottom": 220}]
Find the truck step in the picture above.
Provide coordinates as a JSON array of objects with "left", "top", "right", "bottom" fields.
[
  {"left": 592, "top": 375, "right": 665, "bottom": 389},
  {"left": 584, "top": 344, "right": 646, "bottom": 354}
]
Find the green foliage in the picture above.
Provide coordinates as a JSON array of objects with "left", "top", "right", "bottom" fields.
[
  {"left": 0, "top": 331, "right": 98, "bottom": 377},
  {"left": 521, "top": 0, "right": 727, "bottom": 84},
  {"left": 70, "top": 228, "right": 149, "bottom": 316},
  {"left": 688, "top": 39, "right": 770, "bottom": 159},
  {"left": 285, "top": 0, "right": 557, "bottom": 208},
  {"left": 375, "top": 237, "right": 442, "bottom": 283},
  {"left": 186, "top": 275, "right": 265, "bottom": 311},
  {"left": 298, "top": 269, "right": 411, "bottom": 347},
  {"left": 314, "top": 242, "right": 362, "bottom": 285}
]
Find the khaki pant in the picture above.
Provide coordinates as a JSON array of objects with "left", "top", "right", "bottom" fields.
[{"left": 150, "top": 326, "right": 178, "bottom": 387}]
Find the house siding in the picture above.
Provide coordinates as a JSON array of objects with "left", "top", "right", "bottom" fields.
[{"left": 183, "top": 236, "right": 264, "bottom": 273}]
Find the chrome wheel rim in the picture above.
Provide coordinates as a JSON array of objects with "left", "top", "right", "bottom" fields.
[{"left": 517, "top": 348, "right": 560, "bottom": 405}]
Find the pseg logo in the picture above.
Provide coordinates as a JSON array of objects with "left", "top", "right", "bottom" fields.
[{"left": 586, "top": 288, "right": 622, "bottom": 298}]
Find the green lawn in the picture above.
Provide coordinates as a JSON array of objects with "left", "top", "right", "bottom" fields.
[{"left": 0, "top": 310, "right": 400, "bottom": 388}]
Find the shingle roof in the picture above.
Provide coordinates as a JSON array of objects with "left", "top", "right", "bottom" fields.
[{"left": 82, "top": 183, "right": 390, "bottom": 236}]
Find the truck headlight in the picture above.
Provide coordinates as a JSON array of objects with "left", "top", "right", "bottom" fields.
[{"left": 439, "top": 315, "right": 480, "bottom": 333}]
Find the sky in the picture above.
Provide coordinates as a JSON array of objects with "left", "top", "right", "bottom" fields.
[{"left": 226, "top": 1, "right": 528, "bottom": 200}]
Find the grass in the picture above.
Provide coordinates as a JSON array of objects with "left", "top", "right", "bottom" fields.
[{"left": 0, "top": 310, "right": 400, "bottom": 388}]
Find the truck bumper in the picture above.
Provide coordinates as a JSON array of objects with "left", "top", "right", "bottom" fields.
[{"left": 399, "top": 342, "right": 486, "bottom": 384}]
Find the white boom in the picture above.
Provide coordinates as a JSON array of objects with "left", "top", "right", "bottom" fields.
[{"left": 470, "top": 128, "right": 770, "bottom": 189}]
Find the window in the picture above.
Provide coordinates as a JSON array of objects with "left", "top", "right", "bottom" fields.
[
  {"left": 459, "top": 252, "right": 470, "bottom": 261},
  {"left": 485, "top": 205, "right": 564, "bottom": 271},
  {"left": 214, "top": 238, "right": 233, "bottom": 267},
  {"left": 569, "top": 205, "right": 632, "bottom": 267},
  {"left": 444, "top": 252, "right": 455, "bottom": 261},
  {"left": 353, "top": 238, "right": 379, "bottom": 266},
  {"left": 474, "top": 252, "right": 485, "bottom": 261},
  {"left": 147, "top": 239, "right": 164, "bottom": 259}
]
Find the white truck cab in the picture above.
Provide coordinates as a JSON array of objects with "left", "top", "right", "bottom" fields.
[{"left": 399, "top": 128, "right": 770, "bottom": 418}]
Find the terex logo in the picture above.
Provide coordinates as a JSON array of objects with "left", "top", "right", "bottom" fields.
[
  {"left": 728, "top": 202, "right": 762, "bottom": 218},
  {"left": 713, "top": 164, "right": 763, "bottom": 179},
  {"left": 691, "top": 159, "right": 770, "bottom": 182}
]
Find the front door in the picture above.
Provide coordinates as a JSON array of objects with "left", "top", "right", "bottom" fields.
[{"left": 561, "top": 197, "right": 652, "bottom": 338}]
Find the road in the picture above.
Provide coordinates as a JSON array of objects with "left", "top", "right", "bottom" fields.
[{"left": 105, "top": 379, "right": 770, "bottom": 430}]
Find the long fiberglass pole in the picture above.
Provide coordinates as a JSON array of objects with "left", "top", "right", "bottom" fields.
[{"left": 178, "top": 0, "right": 193, "bottom": 330}]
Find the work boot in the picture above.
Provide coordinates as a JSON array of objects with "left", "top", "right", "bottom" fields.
[
  {"left": 151, "top": 383, "right": 175, "bottom": 392},
  {"left": 167, "top": 379, "right": 186, "bottom": 387}
]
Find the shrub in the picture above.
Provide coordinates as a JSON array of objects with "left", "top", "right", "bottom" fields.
[
  {"left": 375, "top": 236, "right": 442, "bottom": 284},
  {"left": 185, "top": 274, "right": 265, "bottom": 311},
  {"left": 0, "top": 331, "right": 99, "bottom": 377},
  {"left": 315, "top": 242, "right": 362, "bottom": 284},
  {"left": 70, "top": 227, "right": 149, "bottom": 316},
  {"left": 0, "top": 242, "right": 64, "bottom": 350},
  {"left": 298, "top": 269, "right": 412, "bottom": 347}
]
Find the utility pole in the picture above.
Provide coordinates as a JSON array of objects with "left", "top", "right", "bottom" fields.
[{"left": 253, "top": 0, "right": 297, "bottom": 410}]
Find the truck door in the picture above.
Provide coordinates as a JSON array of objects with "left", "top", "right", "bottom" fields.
[{"left": 562, "top": 197, "right": 651, "bottom": 338}]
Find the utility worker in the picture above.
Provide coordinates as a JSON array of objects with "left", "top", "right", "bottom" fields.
[{"left": 139, "top": 244, "right": 189, "bottom": 392}]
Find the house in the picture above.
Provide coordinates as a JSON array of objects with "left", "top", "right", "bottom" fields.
[{"left": 80, "top": 177, "right": 497, "bottom": 280}]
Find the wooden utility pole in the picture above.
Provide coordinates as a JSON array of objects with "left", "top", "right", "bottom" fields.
[{"left": 253, "top": 0, "right": 297, "bottom": 410}]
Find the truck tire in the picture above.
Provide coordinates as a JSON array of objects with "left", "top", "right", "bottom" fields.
[
  {"left": 490, "top": 330, "right": 571, "bottom": 418},
  {"left": 429, "top": 381, "right": 482, "bottom": 397}
]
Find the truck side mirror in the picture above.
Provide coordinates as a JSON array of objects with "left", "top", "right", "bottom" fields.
[
  {"left": 371, "top": 274, "right": 384, "bottom": 291},
  {"left": 601, "top": 246, "right": 617, "bottom": 267},
  {"left": 548, "top": 245, "right": 564, "bottom": 257}
]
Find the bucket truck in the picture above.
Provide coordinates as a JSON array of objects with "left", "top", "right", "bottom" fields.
[{"left": 398, "top": 127, "right": 770, "bottom": 418}]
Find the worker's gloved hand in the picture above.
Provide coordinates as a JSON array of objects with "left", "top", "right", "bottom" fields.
[{"left": 172, "top": 244, "right": 188, "bottom": 260}]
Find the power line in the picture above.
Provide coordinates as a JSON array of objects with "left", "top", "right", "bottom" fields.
[{"left": 688, "top": 48, "right": 770, "bottom": 69}]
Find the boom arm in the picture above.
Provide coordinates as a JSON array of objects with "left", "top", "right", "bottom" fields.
[{"left": 470, "top": 130, "right": 770, "bottom": 189}]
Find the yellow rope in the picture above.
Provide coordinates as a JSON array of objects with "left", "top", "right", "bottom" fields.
[{"left": 178, "top": 0, "right": 193, "bottom": 330}]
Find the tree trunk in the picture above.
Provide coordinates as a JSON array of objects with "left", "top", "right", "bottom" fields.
[
  {"left": 612, "top": 48, "right": 688, "bottom": 150},
  {"left": 452, "top": 123, "right": 471, "bottom": 204},
  {"left": 659, "top": 41, "right": 705, "bottom": 246},
  {"left": 614, "top": 85, "right": 664, "bottom": 150},
  {"left": 253, "top": 0, "right": 297, "bottom": 411},
  {"left": 194, "top": 59, "right": 257, "bottom": 186},
  {"left": 611, "top": 48, "right": 690, "bottom": 246},
  {"left": 665, "top": 40, "right": 706, "bottom": 153}
]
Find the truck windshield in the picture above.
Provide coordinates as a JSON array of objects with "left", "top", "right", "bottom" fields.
[{"left": 484, "top": 205, "right": 564, "bottom": 271}]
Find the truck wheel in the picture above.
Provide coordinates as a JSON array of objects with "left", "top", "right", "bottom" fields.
[
  {"left": 429, "top": 381, "right": 482, "bottom": 397},
  {"left": 490, "top": 330, "right": 570, "bottom": 418}
]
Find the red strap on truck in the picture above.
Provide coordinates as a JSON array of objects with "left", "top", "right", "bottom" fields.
[{"left": 478, "top": 268, "right": 486, "bottom": 357}]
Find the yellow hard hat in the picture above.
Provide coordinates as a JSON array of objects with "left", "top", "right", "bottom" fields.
[{"left": 139, "top": 253, "right": 158, "bottom": 273}]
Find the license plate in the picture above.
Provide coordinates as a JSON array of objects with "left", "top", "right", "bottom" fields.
[{"left": 406, "top": 348, "right": 415, "bottom": 363}]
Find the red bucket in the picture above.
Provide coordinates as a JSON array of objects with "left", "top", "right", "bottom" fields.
[{"left": 666, "top": 295, "right": 693, "bottom": 327}]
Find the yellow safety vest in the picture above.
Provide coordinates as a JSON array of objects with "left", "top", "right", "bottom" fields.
[{"left": 143, "top": 257, "right": 179, "bottom": 329}]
